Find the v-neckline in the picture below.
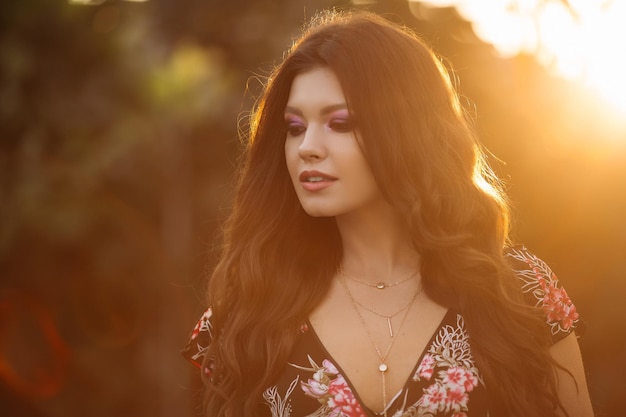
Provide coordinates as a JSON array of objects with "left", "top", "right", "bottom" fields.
[{"left": 305, "top": 309, "right": 452, "bottom": 415}]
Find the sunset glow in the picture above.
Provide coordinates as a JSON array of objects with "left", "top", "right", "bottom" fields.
[{"left": 414, "top": 0, "right": 626, "bottom": 114}]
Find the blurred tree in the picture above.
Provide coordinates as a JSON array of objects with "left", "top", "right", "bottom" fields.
[
  {"left": 0, "top": 0, "right": 211, "bottom": 416},
  {"left": 0, "top": 0, "right": 352, "bottom": 416},
  {"left": 0, "top": 0, "right": 622, "bottom": 416}
]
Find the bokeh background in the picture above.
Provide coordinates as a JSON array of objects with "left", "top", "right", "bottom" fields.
[{"left": 1, "top": 0, "right": 624, "bottom": 416}]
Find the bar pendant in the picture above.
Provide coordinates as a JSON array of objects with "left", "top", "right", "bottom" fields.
[{"left": 387, "top": 317, "right": 393, "bottom": 337}]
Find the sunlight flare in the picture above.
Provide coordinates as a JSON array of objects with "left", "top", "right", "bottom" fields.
[{"left": 414, "top": 0, "right": 626, "bottom": 114}]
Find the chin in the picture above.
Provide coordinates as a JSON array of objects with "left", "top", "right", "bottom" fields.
[
  {"left": 302, "top": 208, "right": 333, "bottom": 218},
  {"left": 299, "top": 203, "right": 338, "bottom": 218}
]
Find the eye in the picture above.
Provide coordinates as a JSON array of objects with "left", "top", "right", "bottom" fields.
[
  {"left": 285, "top": 120, "right": 306, "bottom": 137},
  {"left": 328, "top": 118, "right": 354, "bottom": 133}
]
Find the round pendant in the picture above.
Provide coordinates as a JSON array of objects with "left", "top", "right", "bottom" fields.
[
  {"left": 379, "top": 363, "right": 388, "bottom": 372},
  {"left": 376, "top": 282, "right": 386, "bottom": 289}
]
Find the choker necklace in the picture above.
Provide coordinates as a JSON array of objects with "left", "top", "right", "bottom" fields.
[
  {"left": 340, "top": 267, "right": 418, "bottom": 290},
  {"left": 339, "top": 276, "right": 417, "bottom": 417}
]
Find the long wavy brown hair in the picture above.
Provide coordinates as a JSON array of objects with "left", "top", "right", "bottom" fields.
[{"left": 203, "top": 10, "right": 565, "bottom": 417}]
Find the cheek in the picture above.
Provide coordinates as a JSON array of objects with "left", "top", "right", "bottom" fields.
[
  {"left": 343, "top": 143, "right": 373, "bottom": 176},
  {"left": 345, "top": 150, "right": 378, "bottom": 192}
]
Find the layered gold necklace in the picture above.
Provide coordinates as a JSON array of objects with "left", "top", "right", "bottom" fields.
[
  {"left": 339, "top": 268, "right": 420, "bottom": 337},
  {"left": 338, "top": 273, "right": 423, "bottom": 417}
]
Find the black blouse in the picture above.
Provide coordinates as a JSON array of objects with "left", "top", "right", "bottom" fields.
[{"left": 183, "top": 247, "right": 579, "bottom": 417}]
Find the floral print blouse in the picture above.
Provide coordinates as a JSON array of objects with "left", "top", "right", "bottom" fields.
[{"left": 182, "top": 247, "right": 580, "bottom": 417}]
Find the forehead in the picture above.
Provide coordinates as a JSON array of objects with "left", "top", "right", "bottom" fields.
[{"left": 286, "top": 67, "right": 347, "bottom": 111}]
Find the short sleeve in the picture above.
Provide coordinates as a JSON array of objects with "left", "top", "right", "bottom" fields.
[
  {"left": 505, "top": 246, "right": 580, "bottom": 343},
  {"left": 181, "top": 307, "right": 213, "bottom": 369}
]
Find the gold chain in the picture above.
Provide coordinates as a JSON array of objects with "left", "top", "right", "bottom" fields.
[
  {"left": 340, "top": 268, "right": 423, "bottom": 337},
  {"left": 340, "top": 266, "right": 418, "bottom": 290},
  {"left": 339, "top": 275, "right": 420, "bottom": 417}
]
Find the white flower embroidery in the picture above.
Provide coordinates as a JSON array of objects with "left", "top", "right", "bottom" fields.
[
  {"left": 263, "top": 375, "right": 300, "bottom": 417},
  {"left": 288, "top": 355, "right": 366, "bottom": 417},
  {"left": 506, "top": 247, "right": 579, "bottom": 334},
  {"left": 394, "top": 315, "right": 482, "bottom": 417}
]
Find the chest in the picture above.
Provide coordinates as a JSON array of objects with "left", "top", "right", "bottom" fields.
[
  {"left": 263, "top": 311, "right": 488, "bottom": 417},
  {"left": 308, "top": 289, "right": 449, "bottom": 413}
]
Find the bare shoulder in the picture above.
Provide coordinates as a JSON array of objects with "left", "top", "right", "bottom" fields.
[{"left": 550, "top": 333, "right": 595, "bottom": 417}]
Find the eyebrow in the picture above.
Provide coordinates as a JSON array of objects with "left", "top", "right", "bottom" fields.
[{"left": 284, "top": 103, "right": 348, "bottom": 117}]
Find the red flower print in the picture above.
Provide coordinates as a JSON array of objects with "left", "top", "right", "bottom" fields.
[
  {"left": 462, "top": 369, "right": 478, "bottom": 392},
  {"left": 191, "top": 321, "right": 202, "bottom": 340},
  {"left": 559, "top": 304, "right": 579, "bottom": 330},
  {"left": 508, "top": 247, "right": 580, "bottom": 335},
  {"left": 541, "top": 279, "right": 579, "bottom": 330},
  {"left": 442, "top": 367, "right": 467, "bottom": 391},
  {"left": 439, "top": 366, "right": 479, "bottom": 394},
  {"left": 296, "top": 357, "right": 365, "bottom": 417},
  {"left": 326, "top": 375, "right": 366, "bottom": 417},
  {"left": 444, "top": 386, "right": 469, "bottom": 412},
  {"left": 413, "top": 315, "right": 483, "bottom": 416},
  {"left": 414, "top": 353, "right": 435, "bottom": 381},
  {"left": 191, "top": 308, "right": 213, "bottom": 340},
  {"left": 421, "top": 383, "right": 446, "bottom": 413}
]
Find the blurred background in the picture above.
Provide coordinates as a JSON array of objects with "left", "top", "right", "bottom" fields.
[{"left": 1, "top": 0, "right": 624, "bottom": 416}]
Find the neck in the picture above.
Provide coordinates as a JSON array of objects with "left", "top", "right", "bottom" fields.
[{"left": 335, "top": 200, "right": 420, "bottom": 282}]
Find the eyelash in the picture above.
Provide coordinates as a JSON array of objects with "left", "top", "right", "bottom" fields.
[
  {"left": 285, "top": 122, "right": 306, "bottom": 137},
  {"left": 284, "top": 118, "right": 355, "bottom": 136},
  {"left": 328, "top": 118, "right": 354, "bottom": 133}
]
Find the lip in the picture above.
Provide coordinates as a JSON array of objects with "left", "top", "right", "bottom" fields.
[{"left": 299, "top": 170, "right": 337, "bottom": 191}]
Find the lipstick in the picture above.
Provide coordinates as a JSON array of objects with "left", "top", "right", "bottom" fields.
[{"left": 299, "top": 170, "right": 337, "bottom": 191}]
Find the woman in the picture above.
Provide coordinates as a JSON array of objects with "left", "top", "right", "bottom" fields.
[{"left": 183, "top": 10, "right": 594, "bottom": 417}]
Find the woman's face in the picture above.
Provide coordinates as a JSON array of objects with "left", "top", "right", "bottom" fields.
[{"left": 284, "top": 67, "right": 383, "bottom": 218}]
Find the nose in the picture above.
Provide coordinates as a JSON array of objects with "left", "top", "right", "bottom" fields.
[{"left": 298, "top": 124, "right": 327, "bottom": 161}]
